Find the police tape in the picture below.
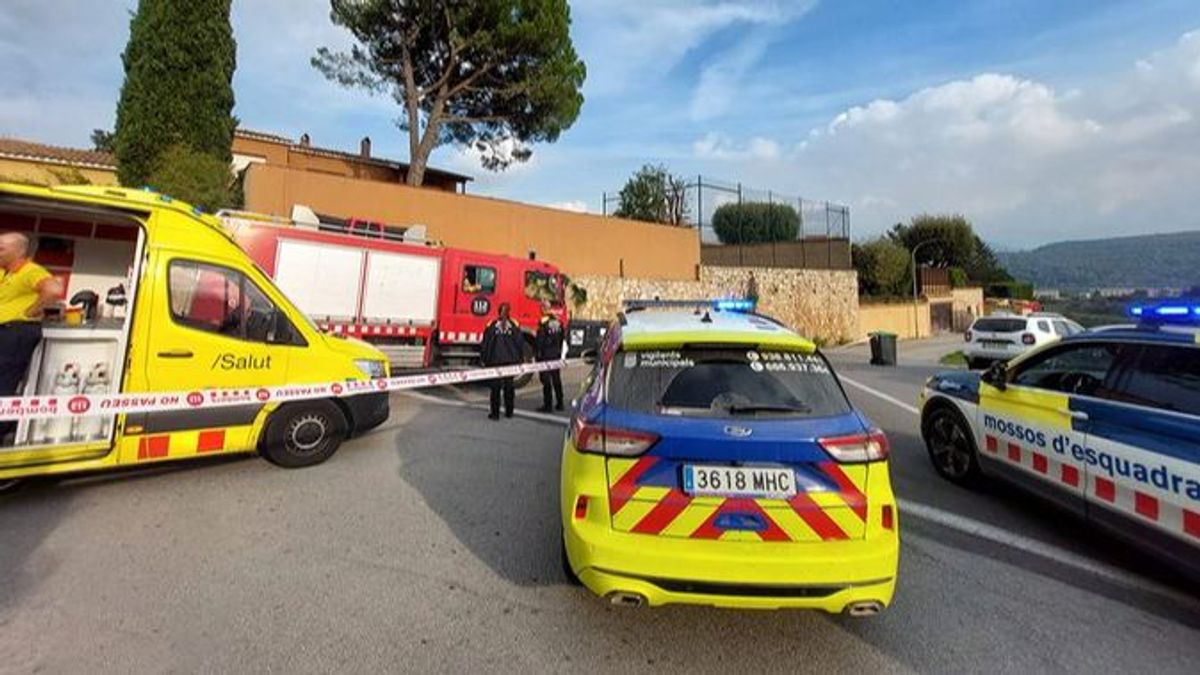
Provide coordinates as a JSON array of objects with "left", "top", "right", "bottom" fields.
[{"left": 0, "top": 360, "right": 567, "bottom": 421}]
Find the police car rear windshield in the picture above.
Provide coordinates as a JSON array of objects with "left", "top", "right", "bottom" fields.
[
  {"left": 973, "top": 317, "right": 1027, "bottom": 333},
  {"left": 607, "top": 347, "right": 851, "bottom": 418}
]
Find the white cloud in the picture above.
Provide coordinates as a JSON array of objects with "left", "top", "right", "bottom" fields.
[
  {"left": 544, "top": 200, "right": 589, "bottom": 213},
  {"left": 570, "top": 0, "right": 814, "bottom": 96},
  {"left": 693, "top": 132, "right": 781, "bottom": 160},
  {"left": 700, "top": 29, "right": 1200, "bottom": 245}
]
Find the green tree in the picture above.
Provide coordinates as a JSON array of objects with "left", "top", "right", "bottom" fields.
[
  {"left": 962, "top": 236, "right": 1012, "bottom": 283},
  {"left": 313, "top": 0, "right": 585, "bottom": 186},
  {"left": 113, "top": 0, "right": 237, "bottom": 188},
  {"left": 887, "top": 214, "right": 977, "bottom": 268},
  {"left": 711, "top": 202, "right": 799, "bottom": 244},
  {"left": 145, "top": 144, "right": 232, "bottom": 212},
  {"left": 852, "top": 237, "right": 910, "bottom": 297},
  {"left": 90, "top": 129, "right": 116, "bottom": 153},
  {"left": 613, "top": 164, "right": 688, "bottom": 225}
]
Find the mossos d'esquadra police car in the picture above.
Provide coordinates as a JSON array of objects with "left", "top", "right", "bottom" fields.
[
  {"left": 920, "top": 301, "right": 1200, "bottom": 579},
  {"left": 560, "top": 300, "right": 899, "bottom": 615}
]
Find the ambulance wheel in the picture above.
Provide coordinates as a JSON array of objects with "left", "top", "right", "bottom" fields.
[
  {"left": 923, "top": 405, "right": 981, "bottom": 485},
  {"left": 561, "top": 533, "right": 582, "bottom": 586},
  {"left": 262, "top": 401, "right": 348, "bottom": 468}
]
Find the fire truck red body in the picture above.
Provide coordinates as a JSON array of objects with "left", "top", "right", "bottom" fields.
[{"left": 222, "top": 210, "right": 568, "bottom": 370}]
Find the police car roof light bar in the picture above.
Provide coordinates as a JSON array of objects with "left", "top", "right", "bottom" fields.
[
  {"left": 622, "top": 298, "right": 756, "bottom": 313},
  {"left": 1128, "top": 300, "right": 1200, "bottom": 325}
]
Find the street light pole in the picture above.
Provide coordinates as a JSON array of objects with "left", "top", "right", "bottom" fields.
[{"left": 911, "top": 239, "right": 938, "bottom": 339}]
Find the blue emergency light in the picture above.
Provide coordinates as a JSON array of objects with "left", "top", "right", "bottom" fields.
[
  {"left": 1129, "top": 300, "right": 1200, "bottom": 324},
  {"left": 623, "top": 298, "right": 757, "bottom": 313}
]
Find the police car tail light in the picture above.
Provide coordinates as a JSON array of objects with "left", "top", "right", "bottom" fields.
[
  {"left": 571, "top": 418, "right": 658, "bottom": 456},
  {"left": 819, "top": 429, "right": 889, "bottom": 463},
  {"left": 1021, "top": 332, "right": 1036, "bottom": 345}
]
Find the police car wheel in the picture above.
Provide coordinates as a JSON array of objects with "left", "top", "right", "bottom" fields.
[
  {"left": 560, "top": 534, "right": 582, "bottom": 586},
  {"left": 924, "top": 406, "right": 981, "bottom": 484},
  {"left": 967, "top": 357, "right": 988, "bottom": 371},
  {"left": 0, "top": 478, "right": 21, "bottom": 494},
  {"left": 262, "top": 401, "right": 348, "bottom": 469}
]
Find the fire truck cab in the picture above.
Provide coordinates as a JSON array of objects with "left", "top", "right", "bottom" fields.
[{"left": 224, "top": 209, "right": 569, "bottom": 373}]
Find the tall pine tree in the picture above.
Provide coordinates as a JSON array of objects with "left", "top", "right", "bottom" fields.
[{"left": 114, "top": 0, "right": 237, "bottom": 188}]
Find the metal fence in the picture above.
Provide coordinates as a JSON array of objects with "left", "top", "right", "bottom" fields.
[{"left": 602, "top": 175, "right": 849, "bottom": 242}]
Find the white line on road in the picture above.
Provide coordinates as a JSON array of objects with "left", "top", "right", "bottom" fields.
[
  {"left": 839, "top": 375, "right": 921, "bottom": 415},
  {"left": 402, "top": 385, "right": 1195, "bottom": 606},
  {"left": 899, "top": 499, "right": 1196, "bottom": 607}
]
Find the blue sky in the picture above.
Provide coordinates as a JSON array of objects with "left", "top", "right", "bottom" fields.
[{"left": 4, "top": 1, "right": 1200, "bottom": 247}]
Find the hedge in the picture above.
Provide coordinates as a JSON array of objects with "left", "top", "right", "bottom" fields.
[{"left": 712, "top": 201, "right": 800, "bottom": 244}]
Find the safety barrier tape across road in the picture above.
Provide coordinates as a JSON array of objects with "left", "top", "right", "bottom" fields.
[{"left": 0, "top": 360, "right": 567, "bottom": 421}]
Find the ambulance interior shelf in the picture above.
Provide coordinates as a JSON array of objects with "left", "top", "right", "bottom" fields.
[{"left": 0, "top": 206, "right": 140, "bottom": 450}]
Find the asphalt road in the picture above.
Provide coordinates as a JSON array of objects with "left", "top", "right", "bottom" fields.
[{"left": 1, "top": 343, "right": 1198, "bottom": 673}]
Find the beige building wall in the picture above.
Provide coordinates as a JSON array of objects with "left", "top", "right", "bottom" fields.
[
  {"left": 858, "top": 300, "right": 932, "bottom": 340},
  {"left": 572, "top": 266, "right": 860, "bottom": 345},
  {"left": 244, "top": 163, "right": 701, "bottom": 280},
  {"left": 0, "top": 158, "right": 117, "bottom": 186}
]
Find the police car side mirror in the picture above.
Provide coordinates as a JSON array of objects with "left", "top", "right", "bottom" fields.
[
  {"left": 582, "top": 348, "right": 598, "bottom": 366},
  {"left": 982, "top": 362, "right": 1008, "bottom": 390}
]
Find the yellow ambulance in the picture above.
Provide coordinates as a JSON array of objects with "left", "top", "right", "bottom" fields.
[{"left": 0, "top": 183, "right": 390, "bottom": 489}]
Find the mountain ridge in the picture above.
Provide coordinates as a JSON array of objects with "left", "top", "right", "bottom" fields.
[{"left": 996, "top": 230, "right": 1200, "bottom": 290}]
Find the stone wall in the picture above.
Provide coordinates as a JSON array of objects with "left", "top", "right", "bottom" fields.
[{"left": 571, "top": 266, "right": 859, "bottom": 345}]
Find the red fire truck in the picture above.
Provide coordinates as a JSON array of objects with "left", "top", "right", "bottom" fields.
[{"left": 221, "top": 209, "right": 568, "bottom": 375}]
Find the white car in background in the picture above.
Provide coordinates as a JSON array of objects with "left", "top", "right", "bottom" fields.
[{"left": 962, "top": 312, "right": 1084, "bottom": 369}]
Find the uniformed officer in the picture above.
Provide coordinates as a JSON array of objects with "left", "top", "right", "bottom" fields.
[
  {"left": 480, "top": 302, "right": 524, "bottom": 420},
  {"left": 534, "top": 300, "right": 564, "bottom": 412},
  {"left": 0, "top": 232, "right": 62, "bottom": 443}
]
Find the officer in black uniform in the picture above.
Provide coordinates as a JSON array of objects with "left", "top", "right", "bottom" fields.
[
  {"left": 480, "top": 302, "right": 524, "bottom": 420},
  {"left": 534, "top": 300, "right": 565, "bottom": 412}
]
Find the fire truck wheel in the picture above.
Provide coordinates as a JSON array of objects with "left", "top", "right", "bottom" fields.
[{"left": 261, "top": 400, "right": 348, "bottom": 468}]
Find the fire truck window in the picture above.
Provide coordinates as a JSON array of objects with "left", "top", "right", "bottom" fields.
[
  {"left": 168, "top": 260, "right": 304, "bottom": 345},
  {"left": 463, "top": 265, "right": 495, "bottom": 294},
  {"left": 524, "top": 271, "right": 562, "bottom": 304}
]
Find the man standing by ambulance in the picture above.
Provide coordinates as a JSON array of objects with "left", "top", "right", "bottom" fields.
[
  {"left": 534, "top": 300, "right": 564, "bottom": 412},
  {"left": 480, "top": 302, "right": 524, "bottom": 420},
  {"left": 0, "top": 232, "right": 62, "bottom": 444}
]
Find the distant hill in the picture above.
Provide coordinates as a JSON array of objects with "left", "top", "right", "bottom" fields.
[{"left": 997, "top": 230, "right": 1200, "bottom": 290}]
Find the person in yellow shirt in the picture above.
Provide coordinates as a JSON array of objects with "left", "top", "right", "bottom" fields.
[{"left": 0, "top": 232, "right": 62, "bottom": 443}]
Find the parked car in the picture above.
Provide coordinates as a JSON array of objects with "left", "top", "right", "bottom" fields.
[
  {"left": 920, "top": 300, "right": 1200, "bottom": 581},
  {"left": 963, "top": 312, "right": 1084, "bottom": 369}
]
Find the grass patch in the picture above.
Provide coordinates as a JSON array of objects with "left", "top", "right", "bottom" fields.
[{"left": 939, "top": 350, "right": 967, "bottom": 366}]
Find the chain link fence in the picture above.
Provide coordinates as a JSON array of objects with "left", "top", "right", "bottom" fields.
[{"left": 602, "top": 175, "right": 851, "bottom": 270}]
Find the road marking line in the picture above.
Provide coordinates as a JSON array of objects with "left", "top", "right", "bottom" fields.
[
  {"left": 839, "top": 375, "right": 921, "bottom": 415},
  {"left": 404, "top": 386, "right": 1194, "bottom": 604},
  {"left": 899, "top": 499, "right": 1196, "bottom": 606}
]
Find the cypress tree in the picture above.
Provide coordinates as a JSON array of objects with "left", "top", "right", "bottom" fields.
[{"left": 114, "top": 0, "right": 237, "bottom": 188}]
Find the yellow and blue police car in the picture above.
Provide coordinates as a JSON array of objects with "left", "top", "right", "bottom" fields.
[
  {"left": 920, "top": 301, "right": 1200, "bottom": 579},
  {"left": 559, "top": 300, "right": 899, "bottom": 614}
]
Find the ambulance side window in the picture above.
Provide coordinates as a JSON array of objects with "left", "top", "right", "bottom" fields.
[
  {"left": 1010, "top": 343, "right": 1121, "bottom": 397},
  {"left": 1115, "top": 346, "right": 1200, "bottom": 416},
  {"left": 168, "top": 260, "right": 305, "bottom": 346}
]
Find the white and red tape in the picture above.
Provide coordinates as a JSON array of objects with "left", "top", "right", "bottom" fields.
[{"left": 0, "top": 360, "right": 566, "bottom": 421}]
